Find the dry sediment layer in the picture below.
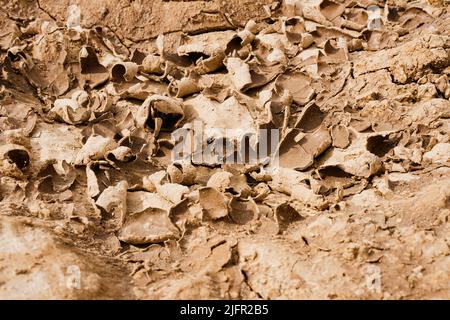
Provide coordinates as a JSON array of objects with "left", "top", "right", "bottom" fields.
[{"left": 0, "top": 0, "right": 449, "bottom": 299}]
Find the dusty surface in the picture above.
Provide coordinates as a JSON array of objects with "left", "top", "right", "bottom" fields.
[{"left": 0, "top": 0, "right": 449, "bottom": 299}]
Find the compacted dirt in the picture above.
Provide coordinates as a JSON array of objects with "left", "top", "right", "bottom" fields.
[{"left": 0, "top": 0, "right": 449, "bottom": 299}]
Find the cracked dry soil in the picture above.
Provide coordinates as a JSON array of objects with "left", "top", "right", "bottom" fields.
[{"left": 0, "top": 0, "right": 449, "bottom": 299}]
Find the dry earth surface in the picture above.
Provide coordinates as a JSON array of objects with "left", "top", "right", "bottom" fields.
[{"left": 0, "top": 0, "right": 449, "bottom": 299}]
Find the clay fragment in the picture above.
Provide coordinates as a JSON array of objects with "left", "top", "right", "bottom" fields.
[
  {"left": 74, "top": 135, "right": 117, "bottom": 165},
  {"left": 229, "top": 198, "right": 258, "bottom": 225},
  {"left": 278, "top": 142, "right": 312, "bottom": 170},
  {"left": 198, "top": 187, "right": 229, "bottom": 220},
  {"left": 95, "top": 181, "right": 128, "bottom": 225},
  {"left": 118, "top": 208, "right": 180, "bottom": 245},
  {"left": 275, "top": 202, "right": 302, "bottom": 234},
  {"left": 50, "top": 91, "right": 91, "bottom": 125},
  {"left": 111, "top": 62, "right": 138, "bottom": 83},
  {"left": 137, "top": 95, "right": 184, "bottom": 131},
  {"left": 331, "top": 124, "right": 350, "bottom": 148},
  {"left": 127, "top": 191, "right": 173, "bottom": 214}
]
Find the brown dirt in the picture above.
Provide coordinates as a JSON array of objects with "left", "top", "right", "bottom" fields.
[{"left": 0, "top": 0, "right": 449, "bottom": 299}]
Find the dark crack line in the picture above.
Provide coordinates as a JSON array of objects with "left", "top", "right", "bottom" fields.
[
  {"left": 240, "top": 269, "right": 264, "bottom": 299},
  {"left": 36, "top": 0, "right": 58, "bottom": 23}
]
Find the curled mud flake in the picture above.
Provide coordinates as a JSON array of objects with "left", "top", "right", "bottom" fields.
[
  {"left": 253, "top": 183, "right": 271, "bottom": 202},
  {"left": 282, "top": 17, "right": 308, "bottom": 44},
  {"left": 111, "top": 62, "right": 138, "bottom": 83},
  {"left": 270, "top": 168, "right": 310, "bottom": 195},
  {"left": 156, "top": 183, "right": 189, "bottom": 204},
  {"left": 37, "top": 160, "right": 76, "bottom": 193},
  {"left": 166, "top": 163, "right": 212, "bottom": 186},
  {"left": 138, "top": 95, "right": 184, "bottom": 132},
  {"left": 207, "top": 171, "right": 251, "bottom": 197},
  {"left": 168, "top": 75, "right": 201, "bottom": 98},
  {"left": 297, "top": 1, "right": 333, "bottom": 26},
  {"left": 89, "top": 119, "right": 119, "bottom": 141},
  {"left": 86, "top": 163, "right": 101, "bottom": 198},
  {"left": 225, "top": 57, "right": 252, "bottom": 92},
  {"left": 229, "top": 174, "right": 252, "bottom": 198},
  {"left": 207, "top": 171, "right": 234, "bottom": 191},
  {"left": 22, "top": 112, "right": 37, "bottom": 137},
  {"left": 319, "top": 0, "right": 345, "bottom": 22},
  {"left": 341, "top": 180, "right": 368, "bottom": 197},
  {"left": 74, "top": 135, "right": 117, "bottom": 165},
  {"left": 310, "top": 25, "right": 359, "bottom": 52},
  {"left": 275, "top": 202, "right": 302, "bottom": 234},
  {"left": 184, "top": 95, "right": 257, "bottom": 135},
  {"left": 342, "top": 7, "right": 368, "bottom": 30},
  {"left": 0, "top": 177, "right": 26, "bottom": 204},
  {"left": 0, "top": 144, "right": 30, "bottom": 171},
  {"left": 106, "top": 146, "right": 134, "bottom": 163},
  {"left": 317, "top": 165, "right": 355, "bottom": 190},
  {"left": 276, "top": 71, "right": 315, "bottom": 105},
  {"left": 79, "top": 46, "right": 109, "bottom": 88},
  {"left": 350, "top": 117, "right": 372, "bottom": 132},
  {"left": 229, "top": 197, "right": 258, "bottom": 225},
  {"left": 434, "top": 75, "right": 449, "bottom": 97},
  {"left": 50, "top": 98, "right": 90, "bottom": 125},
  {"left": 118, "top": 80, "right": 168, "bottom": 100},
  {"left": 331, "top": 124, "right": 350, "bottom": 148},
  {"left": 198, "top": 187, "right": 229, "bottom": 220},
  {"left": 118, "top": 208, "right": 180, "bottom": 245},
  {"left": 321, "top": 133, "right": 383, "bottom": 178},
  {"left": 169, "top": 198, "right": 202, "bottom": 229},
  {"left": 323, "top": 38, "right": 348, "bottom": 61},
  {"left": 291, "top": 183, "right": 328, "bottom": 210},
  {"left": 141, "top": 54, "right": 165, "bottom": 75},
  {"left": 280, "top": 0, "right": 302, "bottom": 18},
  {"left": 298, "top": 125, "right": 332, "bottom": 159},
  {"left": 90, "top": 91, "right": 114, "bottom": 117},
  {"left": 95, "top": 180, "right": 128, "bottom": 226},
  {"left": 363, "top": 30, "right": 398, "bottom": 51},
  {"left": 126, "top": 191, "right": 173, "bottom": 214},
  {"left": 277, "top": 129, "right": 314, "bottom": 170},
  {"left": 235, "top": 29, "right": 256, "bottom": 48},
  {"left": 295, "top": 103, "right": 326, "bottom": 132},
  {"left": 166, "top": 164, "right": 184, "bottom": 185},
  {"left": 267, "top": 94, "right": 291, "bottom": 131},
  {"left": 176, "top": 32, "right": 231, "bottom": 74},
  {"left": 398, "top": 6, "right": 434, "bottom": 31},
  {"left": 194, "top": 52, "right": 227, "bottom": 75},
  {"left": 177, "top": 30, "right": 236, "bottom": 58}
]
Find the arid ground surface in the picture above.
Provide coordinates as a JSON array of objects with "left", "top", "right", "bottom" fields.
[{"left": 0, "top": 0, "right": 449, "bottom": 299}]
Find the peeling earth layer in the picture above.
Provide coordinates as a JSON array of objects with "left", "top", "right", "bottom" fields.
[{"left": 0, "top": 0, "right": 449, "bottom": 299}]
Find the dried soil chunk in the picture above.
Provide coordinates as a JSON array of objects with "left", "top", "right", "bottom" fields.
[
  {"left": 331, "top": 125, "right": 350, "bottom": 148},
  {"left": 199, "top": 187, "right": 229, "bottom": 220},
  {"left": 118, "top": 208, "right": 179, "bottom": 245}
]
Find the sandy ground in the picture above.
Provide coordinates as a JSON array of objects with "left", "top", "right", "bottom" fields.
[{"left": 0, "top": 0, "right": 449, "bottom": 299}]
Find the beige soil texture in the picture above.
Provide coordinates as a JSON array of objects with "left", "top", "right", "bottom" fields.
[{"left": 0, "top": 0, "right": 449, "bottom": 299}]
